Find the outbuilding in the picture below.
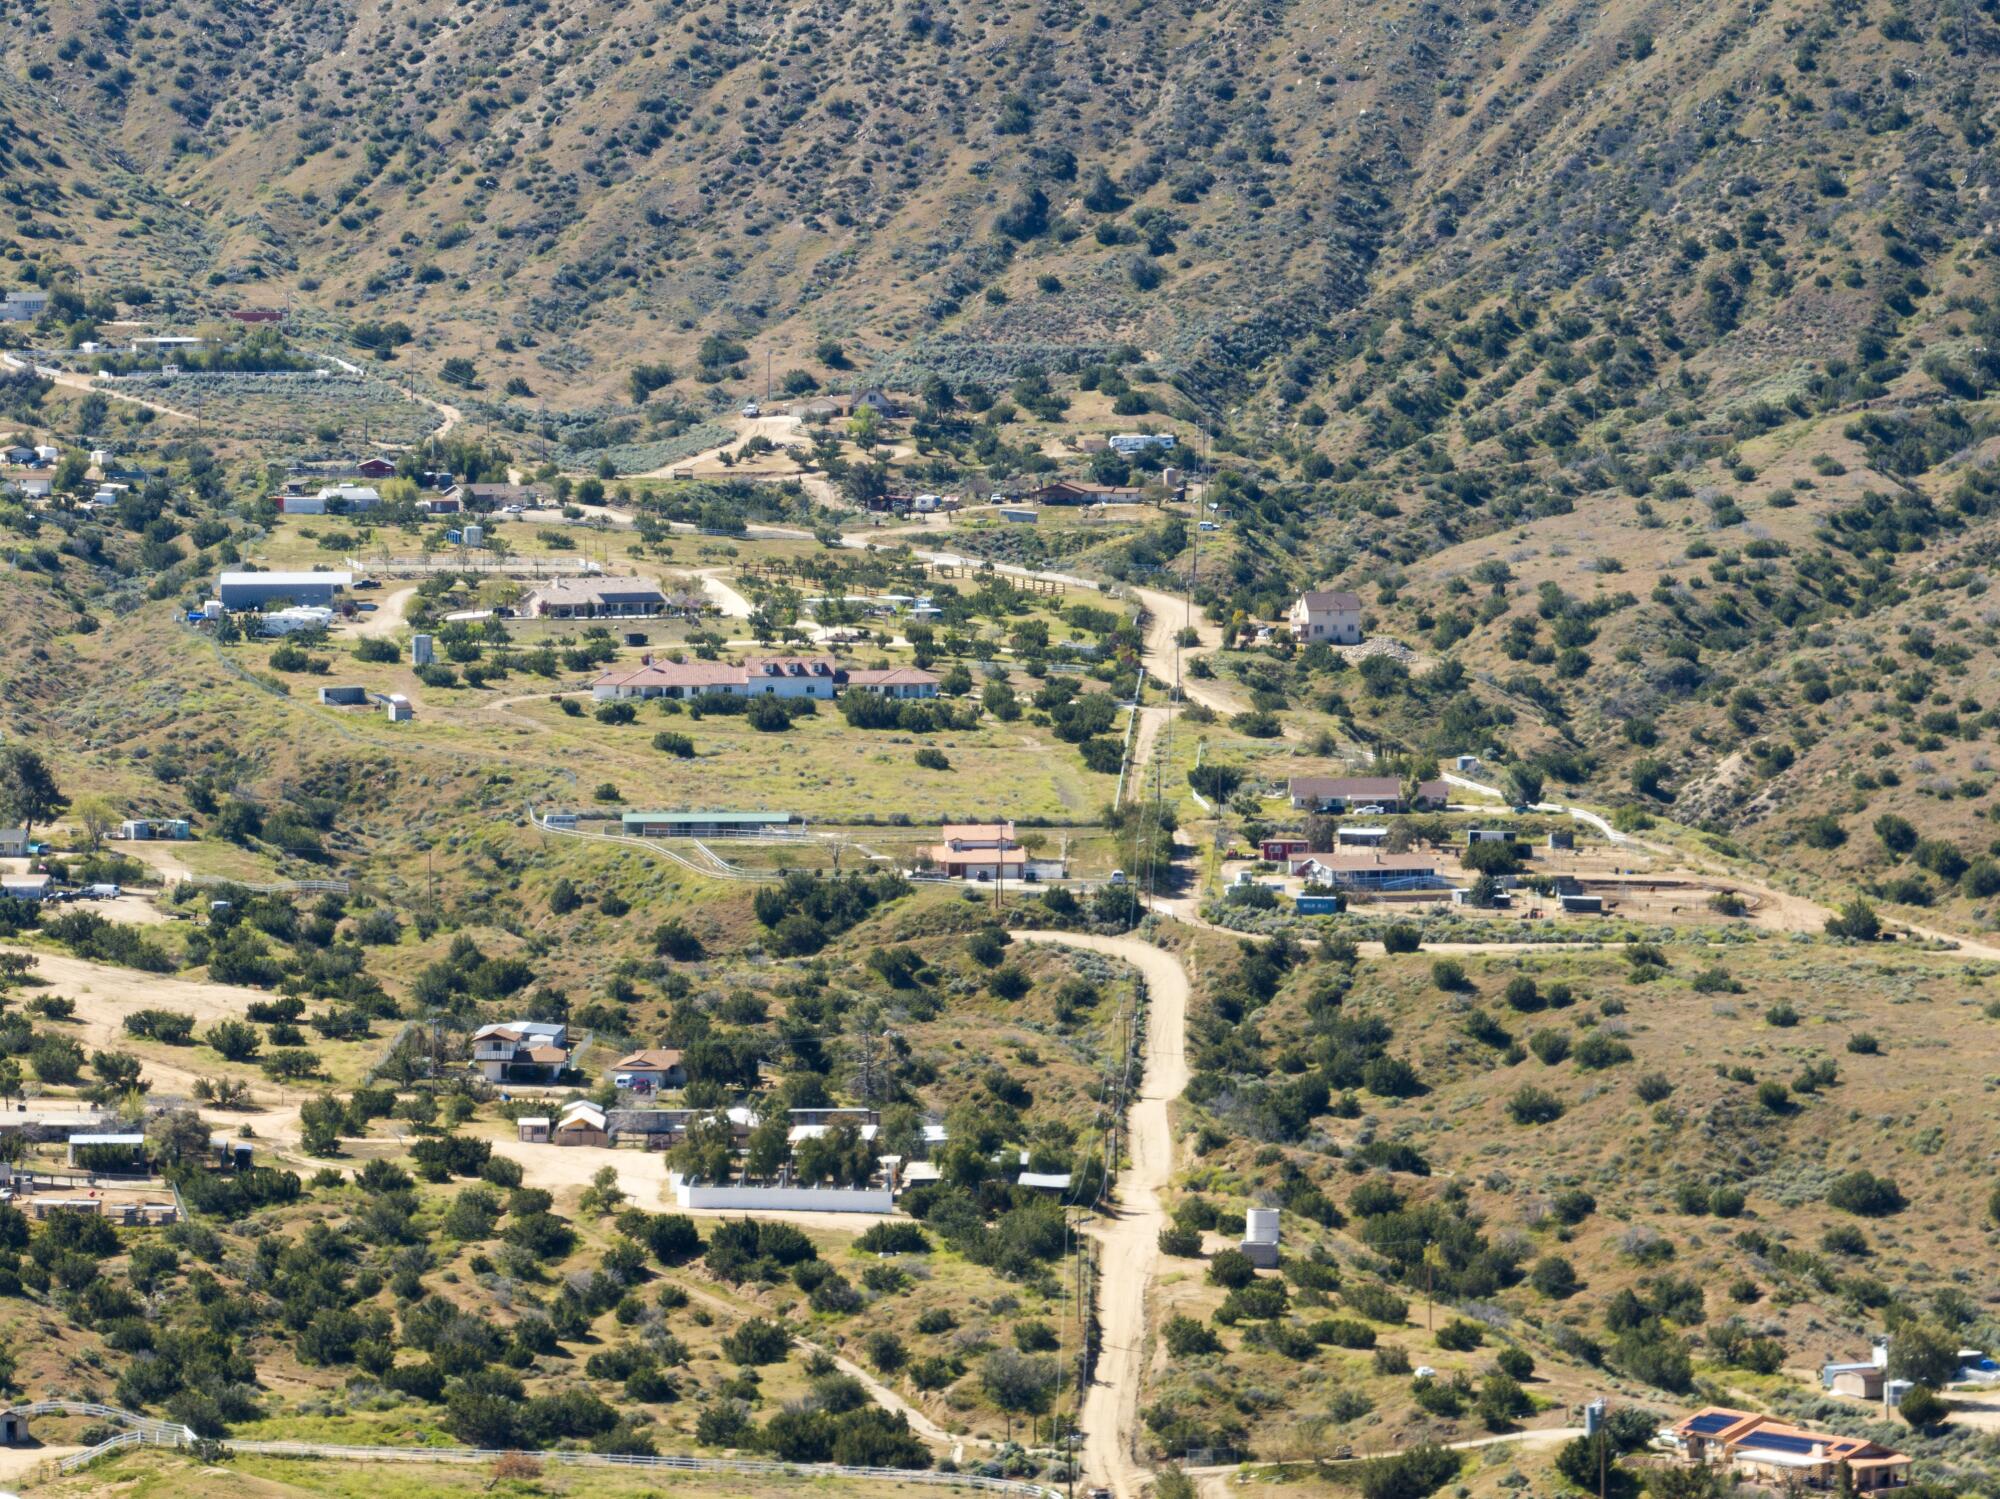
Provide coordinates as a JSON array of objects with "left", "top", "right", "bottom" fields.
[{"left": 217, "top": 570, "right": 351, "bottom": 610}]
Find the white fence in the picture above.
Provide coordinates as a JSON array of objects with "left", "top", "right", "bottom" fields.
[{"left": 34, "top": 1397, "right": 1059, "bottom": 1496}]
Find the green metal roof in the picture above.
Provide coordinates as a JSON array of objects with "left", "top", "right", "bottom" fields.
[{"left": 623, "top": 810, "right": 795, "bottom": 824}]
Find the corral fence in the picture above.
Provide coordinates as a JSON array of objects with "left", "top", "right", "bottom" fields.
[{"left": 184, "top": 875, "right": 352, "bottom": 896}]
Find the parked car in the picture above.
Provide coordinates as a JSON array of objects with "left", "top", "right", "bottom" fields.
[
  {"left": 741, "top": 402, "right": 761, "bottom": 418},
  {"left": 1197, "top": 520, "right": 1219, "bottom": 531},
  {"left": 84, "top": 883, "right": 120, "bottom": 900}
]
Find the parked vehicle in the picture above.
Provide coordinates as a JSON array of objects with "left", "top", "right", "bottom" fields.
[{"left": 84, "top": 883, "right": 120, "bottom": 899}]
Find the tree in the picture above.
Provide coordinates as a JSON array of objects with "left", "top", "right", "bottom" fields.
[
  {"left": 1505, "top": 764, "right": 1544, "bottom": 806},
  {"left": 0, "top": 748, "right": 66, "bottom": 840},
  {"left": 1189, "top": 762, "right": 1244, "bottom": 802},
  {"left": 145, "top": 1107, "right": 212, "bottom": 1166},
  {"left": 979, "top": 1349, "right": 1055, "bottom": 1440},
  {"left": 299, "top": 1094, "right": 346, "bottom": 1155},
  {"left": 1898, "top": 1385, "right": 1948, "bottom": 1430},
  {"left": 203, "top": 1020, "right": 261, "bottom": 1061},
  {"left": 1887, "top": 1321, "right": 1961, "bottom": 1386},
  {"left": 71, "top": 795, "right": 118, "bottom": 850},
  {"left": 1825, "top": 900, "right": 1881, "bottom": 941}
]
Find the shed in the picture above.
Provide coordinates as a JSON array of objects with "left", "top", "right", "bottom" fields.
[
  {"left": 318, "top": 685, "right": 369, "bottom": 707},
  {"left": 1466, "top": 828, "right": 1512, "bottom": 845},
  {"left": 1017, "top": 1171, "right": 1072, "bottom": 1192},
  {"left": 554, "top": 1103, "right": 608, "bottom": 1148},
  {"left": 997, "top": 507, "right": 1038, "bottom": 524},
  {"left": 1336, "top": 826, "right": 1389, "bottom": 846},
  {"left": 1294, "top": 894, "right": 1344, "bottom": 915},
  {"left": 1559, "top": 893, "right": 1604, "bottom": 914},
  {"left": 0, "top": 1407, "right": 30, "bottom": 1444},
  {"left": 216, "top": 570, "right": 351, "bottom": 609},
  {"left": 0, "top": 829, "right": 27, "bottom": 857},
  {"left": 517, "top": 1117, "right": 552, "bottom": 1144},
  {"left": 0, "top": 876, "right": 52, "bottom": 902},
  {"left": 1548, "top": 830, "right": 1575, "bottom": 851},
  {"left": 67, "top": 1132, "right": 146, "bottom": 1167}
]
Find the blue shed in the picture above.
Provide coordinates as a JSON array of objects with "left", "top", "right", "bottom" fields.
[{"left": 1295, "top": 894, "right": 1344, "bottom": 915}]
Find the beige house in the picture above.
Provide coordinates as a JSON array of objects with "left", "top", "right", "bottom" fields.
[{"left": 1288, "top": 588, "right": 1362, "bottom": 645}]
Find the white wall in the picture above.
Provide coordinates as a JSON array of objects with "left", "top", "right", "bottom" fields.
[{"left": 674, "top": 1181, "right": 894, "bottom": 1213}]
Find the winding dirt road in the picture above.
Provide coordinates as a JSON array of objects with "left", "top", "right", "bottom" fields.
[{"left": 1016, "top": 930, "right": 1190, "bottom": 1499}]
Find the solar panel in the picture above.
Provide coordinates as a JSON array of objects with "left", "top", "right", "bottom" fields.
[
  {"left": 1688, "top": 1414, "right": 1738, "bottom": 1435},
  {"left": 1742, "top": 1433, "right": 1820, "bottom": 1456}
]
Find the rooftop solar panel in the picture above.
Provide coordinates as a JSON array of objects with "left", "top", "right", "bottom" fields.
[
  {"left": 1688, "top": 1414, "right": 1738, "bottom": 1435},
  {"left": 1742, "top": 1433, "right": 1821, "bottom": 1455}
]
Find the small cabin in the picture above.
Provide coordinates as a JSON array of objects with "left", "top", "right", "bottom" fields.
[
  {"left": 517, "top": 1117, "right": 552, "bottom": 1144},
  {"left": 0, "top": 1407, "right": 31, "bottom": 1444}
]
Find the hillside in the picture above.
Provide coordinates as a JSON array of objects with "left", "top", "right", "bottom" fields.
[{"left": 0, "top": 0, "right": 1991, "bottom": 423}]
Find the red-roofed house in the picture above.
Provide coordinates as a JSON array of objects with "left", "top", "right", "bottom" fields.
[{"left": 1670, "top": 1407, "right": 1910, "bottom": 1491}]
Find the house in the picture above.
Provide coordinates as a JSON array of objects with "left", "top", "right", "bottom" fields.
[
  {"left": 217, "top": 570, "right": 351, "bottom": 610},
  {"left": 0, "top": 828, "right": 27, "bottom": 857},
  {"left": 1670, "top": 1407, "right": 1909, "bottom": 1492},
  {"left": 0, "top": 445, "right": 34, "bottom": 465},
  {"left": 1288, "top": 589, "right": 1363, "bottom": 645},
  {"left": 1260, "top": 837, "right": 1310, "bottom": 863},
  {"left": 517, "top": 1116, "right": 552, "bottom": 1144},
  {"left": 5, "top": 476, "right": 52, "bottom": 500},
  {"left": 1287, "top": 776, "right": 1448, "bottom": 813},
  {"left": 470, "top": 1021, "right": 570, "bottom": 1083},
  {"left": 418, "top": 494, "right": 462, "bottom": 515},
  {"left": 1292, "top": 853, "right": 1442, "bottom": 890},
  {"left": 610, "top": 1049, "right": 687, "bottom": 1094},
  {"left": 842, "top": 666, "right": 940, "bottom": 699},
  {"left": 355, "top": 457, "right": 397, "bottom": 480},
  {"left": 0, "top": 291, "right": 51, "bottom": 321},
  {"left": 553, "top": 1101, "right": 608, "bottom": 1148},
  {"left": 622, "top": 810, "right": 801, "bottom": 838},
  {"left": 1025, "top": 480, "right": 1146, "bottom": 506},
  {"left": 928, "top": 821, "right": 1065, "bottom": 881},
  {"left": 0, "top": 876, "right": 53, "bottom": 902},
  {"left": 452, "top": 482, "right": 541, "bottom": 510},
  {"left": 594, "top": 657, "right": 844, "bottom": 701},
  {"left": 1242, "top": 1207, "right": 1281, "bottom": 1268},
  {"left": 523, "top": 578, "right": 669, "bottom": 619}
]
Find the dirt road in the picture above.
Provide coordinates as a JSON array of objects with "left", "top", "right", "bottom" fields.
[
  {"left": 1129, "top": 582, "right": 1241, "bottom": 714},
  {"left": 1016, "top": 930, "right": 1190, "bottom": 1499},
  {"left": 349, "top": 585, "right": 415, "bottom": 640}
]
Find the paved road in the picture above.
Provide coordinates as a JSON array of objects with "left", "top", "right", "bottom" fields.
[{"left": 1015, "top": 930, "right": 1189, "bottom": 1499}]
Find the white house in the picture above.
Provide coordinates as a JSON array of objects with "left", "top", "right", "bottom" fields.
[
  {"left": 471, "top": 1021, "right": 570, "bottom": 1083},
  {"left": 1288, "top": 589, "right": 1363, "bottom": 645}
]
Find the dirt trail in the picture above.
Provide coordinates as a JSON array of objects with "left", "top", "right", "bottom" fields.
[{"left": 1015, "top": 930, "right": 1189, "bottom": 1499}]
